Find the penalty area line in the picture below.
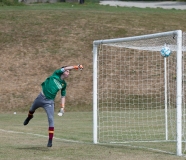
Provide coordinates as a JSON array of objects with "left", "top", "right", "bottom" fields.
[{"left": 0, "top": 128, "right": 85, "bottom": 144}]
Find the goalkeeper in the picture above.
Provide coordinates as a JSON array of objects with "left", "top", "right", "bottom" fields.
[{"left": 23, "top": 65, "right": 83, "bottom": 147}]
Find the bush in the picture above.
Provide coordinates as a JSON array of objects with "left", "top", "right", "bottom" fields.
[
  {"left": 0, "top": 0, "right": 24, "bottom": 6},
  {"left": 84, "top": 0, "right": 100, "bottom": 3}
]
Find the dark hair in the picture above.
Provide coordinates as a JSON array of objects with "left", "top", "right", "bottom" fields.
[
  {"left": 61, "top": 66, "right": 67, "bottom": 69},
  {"left": 61, "top": 66, "right": 67, "bottom": 74}
]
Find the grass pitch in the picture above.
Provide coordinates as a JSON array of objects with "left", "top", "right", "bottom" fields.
[{"left": 0, "top": 112, "right": 186, "bottom": 160}]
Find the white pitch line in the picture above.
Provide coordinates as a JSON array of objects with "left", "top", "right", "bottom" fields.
[
  {"left": 0, "top": 129, "right": 83, "bottom": 143},
  {"left": 0, "top": 129, "right": 183, "bottom": 156}
]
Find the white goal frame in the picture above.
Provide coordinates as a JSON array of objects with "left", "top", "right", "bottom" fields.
[{"left": 93, "top": 30, "right": 183, "bottom": 156}]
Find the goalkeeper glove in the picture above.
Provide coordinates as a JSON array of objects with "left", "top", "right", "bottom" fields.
[
  {"left": 74, "top": 65, "right": 83, "bottom": 70},
  {"left": 58, "top": 107, "right": 64, "bottom": 116}
]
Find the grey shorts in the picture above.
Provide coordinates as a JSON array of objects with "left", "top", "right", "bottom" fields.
[{"left": 29, "top": 92, "right": 55, "bottom": 127}]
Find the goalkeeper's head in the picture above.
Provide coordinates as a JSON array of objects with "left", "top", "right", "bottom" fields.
[
  {"left": 61, "top": 66, "right": 67, "bottom": 70},
  {"left": 61, "top": 66, "right": 69, "bottom": 79}
]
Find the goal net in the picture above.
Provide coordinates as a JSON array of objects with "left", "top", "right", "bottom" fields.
[{"left": 93, "top": 30, "right": 186, "bottom": 156}]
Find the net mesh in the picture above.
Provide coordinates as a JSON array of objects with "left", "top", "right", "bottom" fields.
[{"left": 97, "top": 33, "right": 186, "bottom": 154}]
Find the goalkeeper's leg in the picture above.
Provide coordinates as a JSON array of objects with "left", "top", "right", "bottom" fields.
[
  {"left": 43, "top": 103, "right": 55, "bottom": 147},
  {"left": 23, "top": 111, "right": 35, "bottom": 125},
  {"left": 23, "top": 93, "right": 42, "bottom": 125},
  {"left": 23, "top": 92, "right": 55, "bottom": 147}
]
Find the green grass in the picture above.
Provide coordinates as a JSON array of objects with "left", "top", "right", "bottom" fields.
[
  {"left": 0, "top": 112, "right": 92, "bottom": 142},
  {"left": 0, "top": 112, "right": 185, "bottom": 160}
]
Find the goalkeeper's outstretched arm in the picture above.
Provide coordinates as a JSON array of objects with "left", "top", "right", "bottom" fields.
[
  {"left": 62, "top": 65, "right": 83, "bottom": 71},
  {"left": 58, "top": 64, "right": 83, "bottom": 116}
]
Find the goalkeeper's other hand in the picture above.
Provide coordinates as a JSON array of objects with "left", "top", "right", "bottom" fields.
[
  {"left": 58, "top": 108, "right": 64, "bottom": 116},
  {"left": 78, "top": 64, "right": 83, "bottom": 70},
  {"left": 74, "top": 64, "right": 83, "bottom": 70}
]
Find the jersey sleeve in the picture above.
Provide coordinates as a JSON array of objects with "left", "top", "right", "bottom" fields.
[
  {"left": 61, "top": 87, "right": 66, "bottom": 97},
  {"left": 54, "top": 68, "right": 65, "bottom": 75}
]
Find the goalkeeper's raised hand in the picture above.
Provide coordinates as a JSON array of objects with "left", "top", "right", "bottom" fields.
[{"left": 73, "top": 64, "right": 83, "bottom": 70}]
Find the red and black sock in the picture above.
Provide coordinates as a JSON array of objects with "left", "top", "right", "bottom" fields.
[
  {"left": 48, "top": 127, "right": 54, "bottom": 141},
  {"left": 28, "top": 111, "right": 35, "bottom": 118}
]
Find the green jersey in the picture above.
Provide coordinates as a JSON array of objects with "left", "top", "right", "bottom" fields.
[{"left": 41, "top": 69, "right": 67, "bottom": 100}]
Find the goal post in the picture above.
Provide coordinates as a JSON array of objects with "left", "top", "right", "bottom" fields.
[{"left": 93, "top": 30, "right": 184, "bottom": 156}]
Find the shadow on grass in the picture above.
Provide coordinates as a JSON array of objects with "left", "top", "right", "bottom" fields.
[{"left": 16, "top": 146, "right": 49, "bottom": 151}]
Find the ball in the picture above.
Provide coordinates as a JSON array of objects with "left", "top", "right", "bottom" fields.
[
  {"left": 58, "top": 112, "right": 63, "bottom": 116},
  {"left": 160, "top": 46, "right": 172, "bottom": 57}
]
